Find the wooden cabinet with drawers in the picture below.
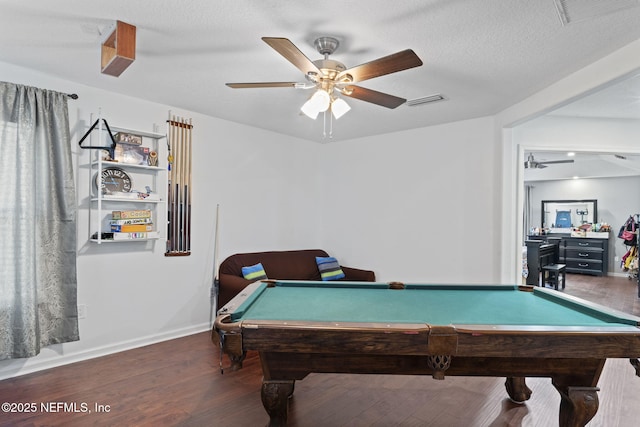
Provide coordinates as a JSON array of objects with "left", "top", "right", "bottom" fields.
[
  {"left": 528, "top": 235, "right": 609, "bottom": 276},
  {"left": 561, "top": 237, "right": 608, "bottom": 276}
]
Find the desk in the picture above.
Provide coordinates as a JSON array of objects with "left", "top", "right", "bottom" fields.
[
  {"left": 525, "top": 239, "right": 560, "bottom": 286},
  {"left": 213, "top": 280, "right": 640, "bottom": 427}
]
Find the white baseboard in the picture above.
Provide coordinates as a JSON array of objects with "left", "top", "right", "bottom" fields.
[
  {"left": 0, "top": 323, "right": 211, "bottom": 381},
  {"left": 608, "top": 272, "right": 635, "bottom": 278}
]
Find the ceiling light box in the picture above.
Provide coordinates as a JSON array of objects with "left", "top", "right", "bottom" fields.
[{"left": 101, "top": 20, "right": 136, "bottom": 77}]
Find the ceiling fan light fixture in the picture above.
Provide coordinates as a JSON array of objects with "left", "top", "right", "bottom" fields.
[
  {"left": 331, "top": 98, "right": 351, "bottom": 119},
  {"left": 300, "top": 101, "right": 320, "bottom": 119},
  {"left": 301, "top": 89, "right": 331, "bottom": 119},
  {"left": 229, "top": 36, "right": 425, "bottom": 136}
]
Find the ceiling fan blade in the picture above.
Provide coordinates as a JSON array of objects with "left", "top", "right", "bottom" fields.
[
  {"left": 262, "top": 37, "right": 322, "bottom": 76},
  {"left": 336, "top": 49, "right": 423, "bottom": 84},
  {"left": 539, "top": 159, "right": 575, "bottom": 165},
  {"left": 226, "top": 82, "right": 300, "bottom": 88},
  {"left": 342, "top": 85, "right": 406, "bottom": 109}
]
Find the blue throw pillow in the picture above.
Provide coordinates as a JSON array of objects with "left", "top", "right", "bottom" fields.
[
  {"left": 241, "top": 263, "right": 268, "bottom": 281},
  {"left": 316, "top": 256, "right": 345, "bottom": 281}
]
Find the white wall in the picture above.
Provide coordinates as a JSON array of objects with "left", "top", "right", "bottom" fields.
[
  {"left": 319, "top": 117, "right": 501, "bottom": 283},
  {"left": 0, "top": 62, "right": 323, "bottom": 379}
]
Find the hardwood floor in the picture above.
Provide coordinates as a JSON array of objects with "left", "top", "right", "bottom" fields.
[{"left": 1, "top": 275, "right": 639, "bottom": 427}]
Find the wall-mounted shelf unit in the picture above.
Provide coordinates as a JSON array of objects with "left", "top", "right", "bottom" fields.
[{"left": 84, "top": 115, "right": 166, "bottom": 244}]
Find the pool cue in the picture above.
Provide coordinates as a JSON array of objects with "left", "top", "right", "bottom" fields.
[
  {"left": 179, "top": 117, "right": 186, "bottom": 252},
  {"left": 185, "top": 118, "right": 192, "bottom": 252},
  {"left": 210, "top": 204, "right": 224, "bottom": 373},
  {"left": 166, "top": 113, "right": 174, "bottom": 253},
  {"left": 209, "top": 204, "right": 221, "bottom": 327},
  {"left": 174, "top": 116, "right": 181, "bottom": 252},
  {"left": 175, "top": 117, "right": 181, "bottom": 252},
  {"left": 180, "top": 117, "right": 187, "bottom": 252}
]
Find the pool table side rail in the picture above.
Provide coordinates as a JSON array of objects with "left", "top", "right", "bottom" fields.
[
  {"left": 275, "top": 280, "right": 393, "bottom": 289},
  {"left": 245, "top": 320, "right": 640, "bottom": 334},
  {"left": 532, "top": 287, "right": 640, "bottom": 326},
  {"left": 214, "top": 315, "right": 640, "bottom": 359},
  {"left": 216, "top": 280, "right": 268, "bottom": 321}
]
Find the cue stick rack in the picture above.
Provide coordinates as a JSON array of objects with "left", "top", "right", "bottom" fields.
[{"left": 165, "top": 114, "right": 193, "bottom": 256}]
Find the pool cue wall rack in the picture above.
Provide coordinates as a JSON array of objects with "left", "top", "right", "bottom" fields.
[{"left": 165, "top": 114, "right": 193, "bottom": 256}]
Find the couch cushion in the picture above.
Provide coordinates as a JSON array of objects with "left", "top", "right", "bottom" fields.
[
  {"left": 316, "top": 256, "right": 346, "bottom": 281},
  {"left": 241, "top": 263, "right": 268, "bottom": 281}
]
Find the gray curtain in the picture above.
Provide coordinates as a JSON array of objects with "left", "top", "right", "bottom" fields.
[{"left": 0, "top": 82, "right": 79, "bottom": 360}]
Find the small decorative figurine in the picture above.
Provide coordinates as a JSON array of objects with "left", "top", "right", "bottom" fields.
[{"left": 148, "top": 150, "right": 158, "bottom": 166}]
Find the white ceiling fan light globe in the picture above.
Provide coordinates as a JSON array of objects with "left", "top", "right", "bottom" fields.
[
  {"left": 331, "top": 97, "right": 351, "bottom": 119},
  {"left": 313, "top": 89, "right": 331, "bottom": 111},
  {"left": 301, "top": 89, "right": 331, "bottom": 119},
  {"left": 301, "top": 99, "right": 320, "bottom": 119}
]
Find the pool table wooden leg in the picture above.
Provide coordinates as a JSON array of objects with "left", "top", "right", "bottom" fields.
[
  {"left": 228, "top": 352, "right": 247, "bottom": 371},
  {"left": 553, "top": 384, "right": 599, "bottom": 427},
  {"left": 504, "top": 377, "right": 532, "bottom": 403},
  {"left": 261, "top": 380, "right": 295, "bottom": 427}
]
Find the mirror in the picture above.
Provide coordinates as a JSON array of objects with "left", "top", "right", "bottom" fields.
[{"left": 541, "top": 199, "right": 597, "bottom": 231}]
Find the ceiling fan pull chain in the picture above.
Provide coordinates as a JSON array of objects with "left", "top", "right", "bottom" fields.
[{"left": 329, "top": 109, "right": 334, "bottom": 139}]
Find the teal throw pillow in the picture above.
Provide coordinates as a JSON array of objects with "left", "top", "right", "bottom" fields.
[
  {"left": 316, "top": 256, "right": 345, "bottom": 281},
  {"left": 241, "top": 263, "right": 268, "bottom": 281}
]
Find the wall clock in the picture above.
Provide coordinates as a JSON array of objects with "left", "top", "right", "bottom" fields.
[{"left": 96, "top": 167, "right": 132, "bottom": 194}]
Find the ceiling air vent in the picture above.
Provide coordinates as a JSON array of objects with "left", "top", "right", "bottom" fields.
[
  {"left": 405, "top": 94, "right": 446, "bottom": 107},
  {"left": 553, "top": 0, "right": 640, "bottom": 25}
]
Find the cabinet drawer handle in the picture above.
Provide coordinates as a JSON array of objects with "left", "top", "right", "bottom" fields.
[
  {"left": 578, "top": 253, "right": 590, "bottom": 257},
  {"left": 578, "top": 242, "right": 590, "bottom": 246},
  {"left": 578, "top": 263, "right": 589, "bottom": 267}
]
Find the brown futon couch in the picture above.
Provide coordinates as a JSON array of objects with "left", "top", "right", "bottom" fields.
[{"left": 216, "top": 249, "right": 375, "bottom": 309}]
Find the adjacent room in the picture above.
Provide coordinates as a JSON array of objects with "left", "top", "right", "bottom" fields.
[{"left": 2, "top": 1, "right": 640, "bottom": 426}]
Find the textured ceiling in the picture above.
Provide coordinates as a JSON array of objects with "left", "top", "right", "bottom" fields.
[
  {"left": 1, "top": 0, "right": 640, "bottom": 142},
  {"left": 524, "top": 151, "right": 640, "bottom": 182}
]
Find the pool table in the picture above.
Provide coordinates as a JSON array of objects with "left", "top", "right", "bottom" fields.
[{"left": 212, "top": 280, "right": 640, "bottom": 427}]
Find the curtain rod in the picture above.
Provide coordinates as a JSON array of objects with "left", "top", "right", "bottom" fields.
[{"left": 67, "top": 93, "right": 78, "bottom": 99}]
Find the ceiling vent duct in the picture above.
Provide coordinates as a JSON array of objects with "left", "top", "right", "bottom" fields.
[
  {"left": 405, "top": 94, "right": 446, "bottom": 107},
  {"left": 553, "top": 0, "right": 640, "bottom": 25}
]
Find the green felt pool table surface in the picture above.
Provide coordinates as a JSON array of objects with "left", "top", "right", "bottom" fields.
[{"left": 227, "top": 281, "right": 638, "bottom": 329}]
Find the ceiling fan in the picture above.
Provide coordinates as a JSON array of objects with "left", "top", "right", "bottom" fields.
[
  {"left": 524, "top": 153, "right": 575, "bottom": 169},
  {"left": 226, "top": 36, "right": 423, "bottom": 119}
]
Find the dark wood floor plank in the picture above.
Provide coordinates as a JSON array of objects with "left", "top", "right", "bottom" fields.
[{"left": 1, "top": 273, "right": 639, "bottom": 426}]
